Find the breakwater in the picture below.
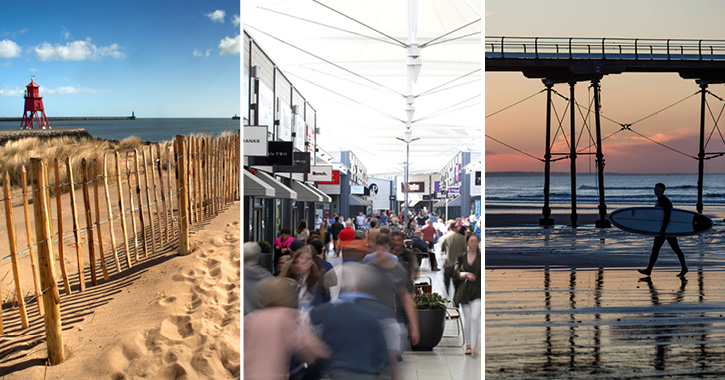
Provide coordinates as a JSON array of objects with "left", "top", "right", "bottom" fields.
[
  {"left": 0, "top": 127, "right": 92, "bottom": 146},
  {"left": 0, "top": 116, "right": 133, "bottom": 121}
]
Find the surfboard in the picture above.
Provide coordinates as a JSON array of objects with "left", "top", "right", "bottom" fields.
[{"left": 609, "top": 207, "right": 713, "bottom": 237}]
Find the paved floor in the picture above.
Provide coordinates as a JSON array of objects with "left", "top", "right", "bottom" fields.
[{"left": 327, "top": 246, "right": 482, "bottom": 380}]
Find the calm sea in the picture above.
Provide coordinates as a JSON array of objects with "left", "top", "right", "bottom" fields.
[
  {"left": 486, "top": 172, "right": 725, "bottom": 212},
  {"left": 0, "top": 118, "right": 240, "bottom": 142}
]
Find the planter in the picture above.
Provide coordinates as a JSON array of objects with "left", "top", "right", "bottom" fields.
[{"left": 412, "top": 308, "right": 446, "bottom": 351}]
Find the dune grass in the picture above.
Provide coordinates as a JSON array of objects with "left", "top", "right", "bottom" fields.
[{"left": 0, "top": 135, "right": 162, "bottom": 192}]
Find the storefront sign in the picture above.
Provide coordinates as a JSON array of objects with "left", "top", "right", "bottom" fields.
[
  {"left": 258, "top": 83, "right": 274, "bottom": 135},
  {"left": 250, "top": 141, "right": 293, "bottom": 166},
  {"left": 318, "top": 170, "right": 340, "bottom": 185},
  {"left": 308, "top": 165, "right": 333, "bottom": 182},
  {"left": 448, "top": 186, "right": 460, "bottom": 195},
  {"left": 273, "top": 151, "right": 310, "bottom": 173},
  {"left": 243, "top": 126, "right": 268, "bottom": 156},
  {"left": 351, "top": 185, "right": 365, "bottom": 195},
  {"left": 401, "top": 181, "right": 425, "bottom": 193}
]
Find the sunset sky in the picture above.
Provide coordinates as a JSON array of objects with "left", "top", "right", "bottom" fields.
[{"left": 485, "top": 0, "right": 725, "bottom": 174}]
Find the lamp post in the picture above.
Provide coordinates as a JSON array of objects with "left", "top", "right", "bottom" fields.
[{"left": 397, "top": 136, "right": 419, "bottom": 220}]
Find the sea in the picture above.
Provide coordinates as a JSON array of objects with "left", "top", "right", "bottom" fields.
[
  {"left": 486, "top": 172, "right": 725, "bottom": 217},
  {"left": 0, "top": 118, "right": 239, "bottom": 142}
]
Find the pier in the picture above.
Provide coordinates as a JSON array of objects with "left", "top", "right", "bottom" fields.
[
  {"left": 486, "top": 36, "right": 725, "bottom": 227},
  {"left": 0, "top": 116, "right": 135, "bottom": 122}
]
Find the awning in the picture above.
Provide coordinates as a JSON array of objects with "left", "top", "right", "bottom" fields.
[
  {"left": 349, "top": 195, "right": 372, "bottom": 207},
  {"left": 244, "top": 170, "right": 275, "bottom": 197},
  {"left": 254, "top": 170, "right": 297, "bottom": 199},
  {"left": 306, "top": 184, "right": 332, "bottom": 203},
  {"left": 292, "top": 180, "right": 322, "bottom": 202},
  {"left": 433, "top": 197, "right": 460, "bottom": 208}
]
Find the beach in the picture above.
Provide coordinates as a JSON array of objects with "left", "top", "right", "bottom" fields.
[
  {"left": 0, "top": 201, "right": 240, "bottom": 379},
  {"left": 485, "top": 207, "right": 725, "bottom": 378}
]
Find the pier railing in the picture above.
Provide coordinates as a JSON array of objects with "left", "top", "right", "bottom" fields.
[
  {"left": 486, "top": 36, "right": 725, "bottom": 60},
  {"left": 0, "top": 132, "right": 240, "bottom": 365}
]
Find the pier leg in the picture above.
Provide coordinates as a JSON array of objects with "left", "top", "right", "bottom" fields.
[
  {"left": 592, "top": 79, "right": 611, "bottom": 228},
  {"left": 540, "top": 81, "right": 555, "bottom": 226},
  {"left": 569, "top": 81, "right": 578, "bottom": 228},
  {"left": 697, "top": 81, "right": 707, "bottom": 214}
]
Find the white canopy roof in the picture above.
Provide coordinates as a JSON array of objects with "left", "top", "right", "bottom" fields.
[{"left": 243, "top": 0, "right": 481, "bottom": 176}]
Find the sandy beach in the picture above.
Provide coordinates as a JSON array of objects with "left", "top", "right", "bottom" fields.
[
  {"left": 485, "top": 210, "right": 725, "bottom": 378},
  {"left": 0, "top": 200, "right": 240, "bottom": 379}
]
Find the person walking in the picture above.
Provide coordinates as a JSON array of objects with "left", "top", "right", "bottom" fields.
[
  {"left": 440, "top": 221, "right": 466, "bottom": 298},
  {"left": 329, "top": 216, "right": 344, "bottom": 256},
  {"left": 295, "top": 220, "right": 310, "bottom": 243},
  {"left": 638, "top": 183, "right": 689, "bottom": 277},
  {"left": 244, "top": 277, "right": 330, "bottom": 380},
  {"left": 454, "top": 233, "right": 481, "bottom": 356}
]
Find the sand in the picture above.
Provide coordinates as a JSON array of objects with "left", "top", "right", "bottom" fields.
[
  {"left": 0, "top": 201, "right": 240, "bottom": 379},
  {"left": 485, "top": 210, "right": 725, "bottom": 378}
]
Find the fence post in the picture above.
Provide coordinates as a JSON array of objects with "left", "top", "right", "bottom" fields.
[
  {"left": 103, "top": 154, "right": 121, "bottom": 273},
  {"left": 22, "top": 166, "right": 44, "bottom": 315},
  {"left": 125, "top": 152, "right": 139, "bottom": 262},
  {"left": 134, "top": 150, "right": 148, "bottom": 258},
  {"left": 54, "top": 159, "right": 71, "bottom": 295},
  {"left": 30, "top": 158, "right": 65, "bottom": 365},
  {"left": 66, "top": 157, "right": 85, "bottom": 292},
  {"left": 4, "top": 171, "right": 29, "bottom": 328},
  {"left": 176, "top": 135, "right": 190, "bottom": 256},
  {"left": 81, "top": 159, "right": 97, "bottom": 286},
  {"left": 93, "top": 159, "right": 109, "bottom": 281},
  {"left": 142, "top": 148, "right": 156, "bottom": 255},
  {"left": 156, "top": 144, "right": 169, "bottom": 244},
  {"left": 115, "top": 152, "right": 132, "bottom": 269}
]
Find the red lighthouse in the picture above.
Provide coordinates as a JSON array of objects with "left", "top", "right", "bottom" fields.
[{"left": 20, "top": 79, "right": 51, "bottom": 130}]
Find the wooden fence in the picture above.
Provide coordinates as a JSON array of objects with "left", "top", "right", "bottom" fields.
[{"left": 0, "top": 133, "right": 240, "bottom": 365}]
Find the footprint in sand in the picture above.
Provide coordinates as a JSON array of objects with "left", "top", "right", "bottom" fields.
[
  {"left": 158, "top": 296, "right": 177, "bottom": 306},
  {"left": 159, "top": 315, "right": 194, "bottom": 340}
]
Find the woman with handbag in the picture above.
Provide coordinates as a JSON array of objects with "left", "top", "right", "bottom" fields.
[{"left": 454, "top": 233, "right": 481, "bottom": 356}]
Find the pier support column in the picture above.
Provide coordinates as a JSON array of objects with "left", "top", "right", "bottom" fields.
[
  {"left": 540, "top": 81, "right": 555, "bottom": 226},
  {"left": 569, "top": 81, "right": 578, "bottom": 228},
  {"left": 592, "top": 79, "right": 611, "bottom": 228},
  {"left": 696, "top": 81, "right": 707, "bottom": 214}
]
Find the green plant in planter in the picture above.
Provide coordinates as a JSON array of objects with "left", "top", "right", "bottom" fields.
[
  {"left": 258, "top": 240, "right": 272, "bottom": 254},
  {"left": 415, "top": 292, "right": 449, "bottom": 310}
]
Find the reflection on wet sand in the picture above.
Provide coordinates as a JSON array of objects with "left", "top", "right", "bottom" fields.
[{"left": 486, "top": 267, "right": 725, "bottom": 378}]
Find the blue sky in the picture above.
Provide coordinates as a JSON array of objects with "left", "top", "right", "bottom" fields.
[{"left": 0, "top": 0, "right": 240, "bottom": 117}]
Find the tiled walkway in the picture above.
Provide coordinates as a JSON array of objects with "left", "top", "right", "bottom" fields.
[{"left": 328, "top": 247, "right": 482, "bottom": 380}]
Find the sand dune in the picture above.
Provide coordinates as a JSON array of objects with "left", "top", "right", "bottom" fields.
[{"left": 0, "top": 202, "right": 240, "bottom": 379}]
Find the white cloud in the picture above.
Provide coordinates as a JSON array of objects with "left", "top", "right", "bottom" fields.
[
  {"left": 193, "top": 49, "right": 211, "bottom": 57},
  {"left": 219, "top": 34, "right": 240, "bottom": 55},
  {"left": 40, "top": 86, "right": 107, "bottom": 95},
  {"left": 34, "top": 39, "right": 125, "bottom": 61},
  {"left": 0, "top": 39, "right": 21, "bottom": 58},
  {"left": 206, "top": 10, "right": 225, "bottom": 23},
  {"left": 232, "top": 14, "right": 240, "bottom": 27},
  {"left": 0, "top": 87, "right": 24, "bottom": 96}
]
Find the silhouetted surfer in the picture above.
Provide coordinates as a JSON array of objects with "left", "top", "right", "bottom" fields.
[{"left": 638, "top": 183, "right": 688, "bottom": 277}]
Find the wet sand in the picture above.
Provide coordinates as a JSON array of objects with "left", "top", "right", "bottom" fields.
[{"left": 485, "top": 212, "right": 725, "bottom": 378}]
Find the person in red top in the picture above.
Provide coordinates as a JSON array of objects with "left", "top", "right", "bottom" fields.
[
  {"left": 273, "top": 227, "right": 295, "bottom": 275},
  {"left": 337, "top": 219, "right": 357, "bottom": 253},
  {"left": 421, "top": 220, "right": 437, "bottom": 251}
]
